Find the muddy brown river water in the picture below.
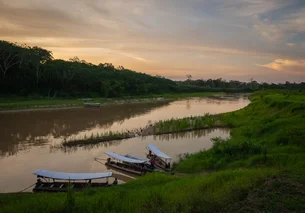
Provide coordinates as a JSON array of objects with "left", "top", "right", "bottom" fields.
[{"left": 0, "top": 95, "right": 249, "bottom": 192}]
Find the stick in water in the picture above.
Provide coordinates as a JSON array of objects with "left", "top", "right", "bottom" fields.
[{"left": 19, "top": 182, "right": 37, "bottom": 193}]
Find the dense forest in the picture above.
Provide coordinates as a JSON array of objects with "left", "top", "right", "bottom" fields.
[
  {"left": 179, "top": 77, "right": 305, "bottom": 91},
  {"left": 0, "top": 40, "right": 178, "bottom": 97},
  {"left": 0, "top": 40, "right": 304, "bottom": 98}
]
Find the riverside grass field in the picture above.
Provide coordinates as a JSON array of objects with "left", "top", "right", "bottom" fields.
[{"left": 1, "top": 90, "right": 305, "bottom": 213}]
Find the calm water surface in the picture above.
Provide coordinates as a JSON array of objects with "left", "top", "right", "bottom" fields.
[{"left": 0, "top": 95, "right": 249, "bottom": 192}]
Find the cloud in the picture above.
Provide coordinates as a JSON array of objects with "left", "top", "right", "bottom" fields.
[
  {"left": 0, "top": 0, "right": 304, "bottom": 82},
  {"left": 286, "top": 43, "right": 296, "bottom": 47},
  {"left": 257, "top": 59, "right": 305, "bottom": 73},
  {"left": 217, "top": 0, "right": 290, "bottom": 17},
  {"left": 252, "top": 7, "right": 305, "bottom": 41}
]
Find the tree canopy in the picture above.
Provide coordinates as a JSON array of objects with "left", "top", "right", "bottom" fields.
[
  {"left": 0, "top": 40, "right": 177, "bottom": 97},
  {"left": 0, "top": 40, "right": 304, "bottom": 98}
]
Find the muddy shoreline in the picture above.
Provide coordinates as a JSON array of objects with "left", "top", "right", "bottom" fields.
[{"left": 0, "top": 98, "right": 171, "bottom": 113}]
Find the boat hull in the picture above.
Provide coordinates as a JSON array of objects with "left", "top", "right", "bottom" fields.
[
  {"left": 84, "top": 103, "right": 100, "bottom": 107},
  {"left": 33, "top": 182, "right": 109, "bottom": 192},
  {"left": 105, "top": 162, "right": 145, "bottom": 176}
]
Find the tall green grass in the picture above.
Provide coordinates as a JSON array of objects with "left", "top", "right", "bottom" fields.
[
  {"left": 154, "top": 113, "right": 226, "bottom": 134},
  {"left": 0, "top": 169, "right": 277, "bottom": 213},
  {"left": 174, "top": 90, "right": 305, "bottom": 173},
  {"left": 62, "top": 130, "right": 133, "bottom": 147}
]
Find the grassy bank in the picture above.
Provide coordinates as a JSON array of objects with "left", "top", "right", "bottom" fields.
[
  {"left": 62, "top": 131, "right": 133, "bottom": 147},
  {"left": 1, "top": 169, "right": 278, "bottom": 213},
  {"left": 0, "top": 92, "right": 224, "bottom": 110},
  {"left": 1, "top": 90, "right": 305, "bottom": 212},
  {"left": 174, "top": 90, "right": 305, "bottom": 173},
  {"left": 154, "top": 113, "right": 226, "bottom": 135}
]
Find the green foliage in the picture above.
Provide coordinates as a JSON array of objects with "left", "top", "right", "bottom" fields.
[
  {"left": 175, "top": 90, "right": 305, "bottom": 173},
  {"left": 62, "top": 130, "right": 131, "bottom": 147},
  {"left": 65, "top": 183, "right": 76, "bottom": 213},
  {"left": 0, "top": 169, "right": 277, "bottom": 213},
  {"left": 0, "top": 40, "right": 178, "bottom": 97},
  {"left": 154, "top": 113, "right": 225, "bottom": 134}
]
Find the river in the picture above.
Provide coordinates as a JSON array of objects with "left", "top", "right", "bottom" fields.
[{"left": 0, "top": 95, "right": 249, "bottom": 192}]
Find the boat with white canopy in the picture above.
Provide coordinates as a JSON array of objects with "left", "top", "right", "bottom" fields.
[
  {"left": 125, "top": 154, "right": 150, "bottom": 162},
  {"left": 33, "top": 169, "right": 112, "bottom": 192},
  {"left": 146, "top": 144, "right": 172, "bottom": 171},
  {"left": 105, "top": 152, "right": 153, "bottom": 175}
]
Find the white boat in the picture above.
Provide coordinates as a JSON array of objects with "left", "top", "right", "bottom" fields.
[
  {"left": 33, "top": 169, "right": 112, "bottom": 192},
  {"left": 146, "top": 144, "right": 172, "bottom": 171},
  {"left": 105, "top": 152, "right": 153, "bottom": 175}
]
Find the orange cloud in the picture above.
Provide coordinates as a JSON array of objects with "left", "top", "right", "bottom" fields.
[{"left": 257, "top": 59, "right": 305, "bottom": 72}]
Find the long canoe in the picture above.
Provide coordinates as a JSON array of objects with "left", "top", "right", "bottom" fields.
[
  {"left": 33, "top": 169, "right": 112, "bottom": 192},
  {"left": 105, "top": 152, "right": 151, "bottom": 175}
]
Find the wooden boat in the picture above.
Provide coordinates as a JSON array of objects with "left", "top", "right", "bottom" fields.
[
  {"left": 125, "top": 154, "right": 154, "bottom": 172},
  {"left": 146, "top": 144, "right": 172, "bottom": 172},
  {"left": 84, "top": 102, "right": 100, "bottom": 107},
  {"left": 105, "top": 152, "right": 153, "bottom": 175},
  {"left": 33, "top": 169, "right": 112, "bottom": 192}
]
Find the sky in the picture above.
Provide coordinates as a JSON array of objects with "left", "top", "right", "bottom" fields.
[{"left": 0, "top": 0, "right": 305, "bottom": 82}]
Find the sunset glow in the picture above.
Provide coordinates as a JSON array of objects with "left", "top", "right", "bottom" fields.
[{"left": 1, "top": 0, "right": 305, "bottom": 82}]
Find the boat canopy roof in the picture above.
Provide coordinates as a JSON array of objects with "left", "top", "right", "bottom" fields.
[
  {"left": 105, "top": 152, "right": 146, "bottom": 163},
  {"left": 125, "top": 154, "right": 149, "bottom": 162},
  {"left": 33, "top": 169, "right": 112, "bottom": 180},
  {"left": 147, "top": 144, "right": 171, "bottom": 159}
]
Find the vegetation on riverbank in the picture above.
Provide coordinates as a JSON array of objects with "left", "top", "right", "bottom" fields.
[
  {"left": 62, "top": 131, "right": 133, "bottom": 147},
  {"left": 154, "top": 113, "right": 226, "bottom": 134},
  {"left": 174, "top": 89, "right": 305, "bottom": 173},
  {"left": 1, "top": 169, "right": 278, "bottom": 213},
  {"left": 1, "top": 89, "right": 305, "bottom": 212},
  {"left": 0, "top": 92, "right": 224, "bottom": 110}
]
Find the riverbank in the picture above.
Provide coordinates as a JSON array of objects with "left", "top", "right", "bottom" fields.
[
  {"left": 0, "top": 92, "right": 225, "bottom": 111},
  {"left": 1, "top": 90, "right": 305, "bottom": 212},
  {"left": 59, "top": 116, "right": 227, "bottom": 148}
]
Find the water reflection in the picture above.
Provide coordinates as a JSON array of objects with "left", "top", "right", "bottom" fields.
[
  {"left": 51, "top": 128, "right": 230, "bottom": 154},
  {"left": 152, "top": 128, "right": 230, "bottom": 141},
  {"left": 0, "top": 96, "right": 249, "bottom": 157},
  {"left": 0, "top": 128, "right": 229, "bottom": 192},
  {"left": 0, "top": 95, "right": 249, "bottom": 192},
  {"left": 0, "top": 101, "right": 171, "bottom": 157},
  {"left": 50, "top": 139, "right": 124, "bottom": 154}
]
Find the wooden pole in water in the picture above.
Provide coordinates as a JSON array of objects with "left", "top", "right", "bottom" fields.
[{"left": 19, "top": 182, "right": 37, "bottom": 193}]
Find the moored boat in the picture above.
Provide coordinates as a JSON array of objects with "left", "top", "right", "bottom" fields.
[
  {"left": 84, "top": 102, "right": 100, "bottom": 107},
  {"left": 124, "top": 154, "right": 154, "bottom": 172},
  {"left": 105, "top": 152, "right": 153, "bottom": 175},
  {"left": 146, "top": 144, "right": 172, "bottom": 172},
  {"left": 33, "top": 169, "right": 112, "bottom": 192}
]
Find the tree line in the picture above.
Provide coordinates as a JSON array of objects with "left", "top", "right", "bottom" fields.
[
  {"left": 178, "top": 76, "right": 305, "bottom": 92},
  {"left": 0, "top": 40, "right": 304, "bottom": 98},
  {"left": 0, "top": 40, "right": 177, "bottom": 97}
]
